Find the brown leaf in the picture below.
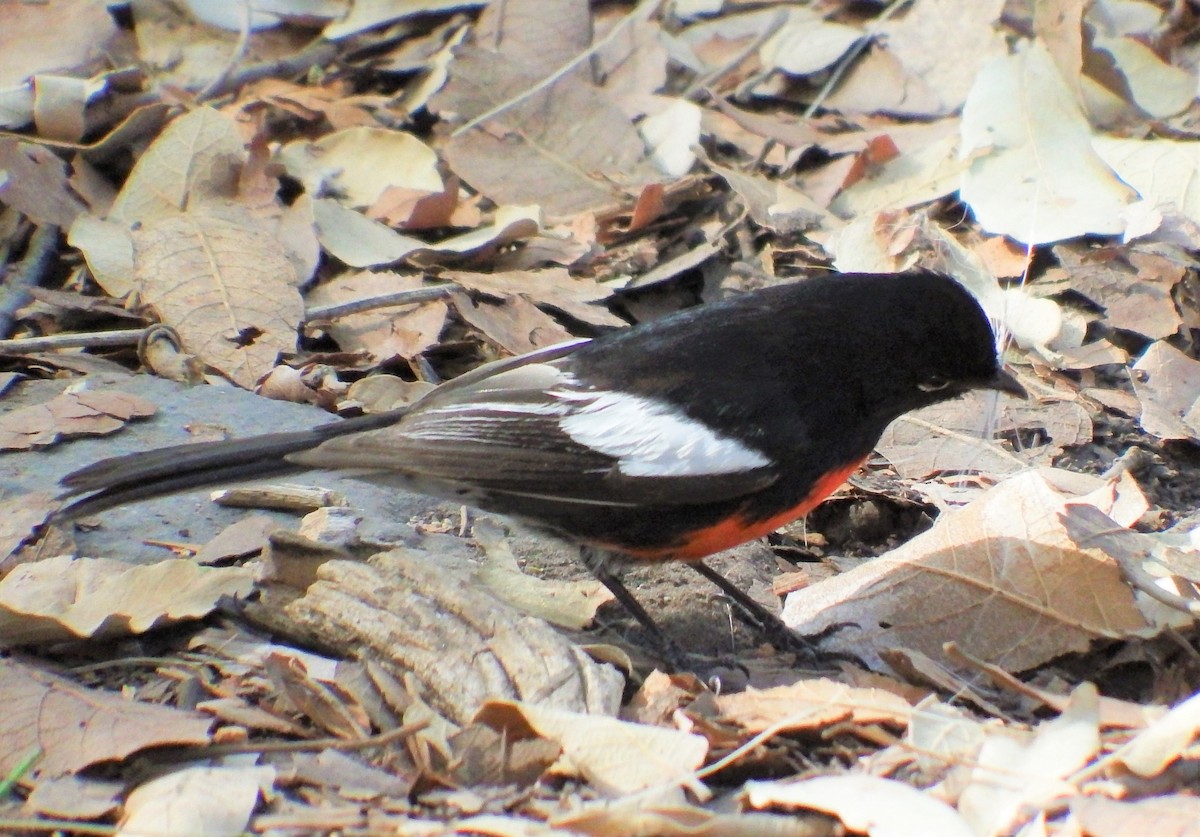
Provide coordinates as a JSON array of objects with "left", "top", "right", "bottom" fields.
[
  {"left": 0, "top": 139, "right": 86, "bottom": 225},
  {"left": 306, "top": 271, "right": 449, "bottom": 361},
  {"left": 132, "top": 203, "right": 305, "bottom": 388},
  {"left": 0, "top": 554, "right": 255, "bottom": 644},
  {"left": 448, "top": 268, "right": 625, "bottom": 328},
  {"left": 119, "top": 764, "right": 274, "bottom": 836},
  {"left": 1071, "top": 795, "right": 1200, "bottom": 837},
  {"left": 109, "top": 107, "right": 246, "bottom": 225},
  {"left": 452, "top": 290, "right": 573, "bottom": 355},
  {"left": 716, "top": 677, "right": 912, "bottom": 734},
  {"left": 1132, "top": 341, "right": 1200, "bottom": 442},
  {"left": 0, "top": 657, "right": 212, "bottom": 780},
  {"left": 475, "top": 700, "right": 708, "bottom": 796},
  {"left": 434, "top": 47, "right": 659, "bottom": 219},
  {"left": 0, "top": 389, "right": 155, "bottom": 450},
  {"left": 782, "top": 471, "right": 1151, "bottom": 673}
]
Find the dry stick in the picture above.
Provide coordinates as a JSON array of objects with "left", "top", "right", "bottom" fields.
[
  {"left": 0, "top": 224, "right": 59, "bottom": 340},
  {"left": 450, "top": 0, "right": 665, "bottom": 138},
  {"left": 305, "top": 284, "right": 455, "bottom": 320},
  {"left": 0, "top": 328, "right": 146, "bottom": 353},
  {"left": 195, "top": 0, "right": 254, "bottom": 102},
  {"left": 0, "top": 285, "right": 457, "bottom": 355}
]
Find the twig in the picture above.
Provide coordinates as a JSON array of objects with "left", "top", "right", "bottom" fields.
[
  {"left": 0, "top": 327, "right": 146, "bottom": 354},
  {"left": 305, "top": 284, "right": 455, "bottom": 320},
  {"left": 0, "top": 224, "right": 59, "bottom": 339},
  {"left": 451, "top": 0, "right": 665, "bottom": 137},
  {"left": 195, "top": 0, "right": 254, "bottom": 102}
]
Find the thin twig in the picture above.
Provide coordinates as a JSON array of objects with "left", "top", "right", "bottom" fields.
[
  {"left": 196, "top": 0, "right": 254, "bottom": 102},
  {"left": 451, "top": 0, "right": 664, "bottom": 137},
  {"left": 0, "top": 327, "right": 145, "bottom": 354},
  {"left": 305, "top": 284, "right": 455, "bottom": 320},
  {"left": 0, "top": 224, "right": 59, "bottom": 339}
]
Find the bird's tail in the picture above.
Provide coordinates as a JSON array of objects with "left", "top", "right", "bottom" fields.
[{"left": 58, "top": 407, "right": 410, "bottom": 518}]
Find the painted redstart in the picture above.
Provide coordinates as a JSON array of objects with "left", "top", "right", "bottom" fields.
[{"left": 59, "top": 271, "right": 1025, "bottom": 661}]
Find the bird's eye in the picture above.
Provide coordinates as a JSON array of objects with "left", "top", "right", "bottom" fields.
[{"left": 917, "top": 374, "right": 951, "bottom": 393}]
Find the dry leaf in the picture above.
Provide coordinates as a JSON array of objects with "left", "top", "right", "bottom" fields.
[
  {"left": 306, "top": 271, "right": 449, "bottom": 360},
  {"left": 0, "top": 139, "right": 86, "bottom": 225},
  {"left": 715, "top": 677, "right": 912, "bottom": 733},
  {"left": 0, "top": 554, "right": 255, "bottom": 645},
  {"left": 447, "top": 268, "right": 625, "bottom": 328},
  {"left": 960, "top": 40, "right": 1136, "bottom": 244},
  {"left": 0, "top": 389, "right": 155, "bottom": 450},
  {"left": 781, "top": 470, "right": 1152, "bottom": 672},
  {"left": 1109, "top": 690, "right": 1200, "bottom": 778},
  {"left": 109, "top": 107, "right": 245, "bottom": 225},
  {"left": 434, "top": 46, "right": 659, "bottom": 219},
  {"left": 475, "top": 700, "right": 708, "bottom": 796},
  {"left": 471, "top": 519, "right": 611, "bottom": 631},
  {"left": 118, "top": 764, "right": 274, "bottom": 837},
  {"left": 132, "top": 203, "right": 304, "bottom": 388},
  {"left": 1070, "top": 795, "right": 1200, "bottom": 837},
  {"left": 278, "top": 127, "right": 443, "bottom": 208},
  {"left": 0, "top": 657, "right": 212, "bottom": 780},
  {"left": 452, "top": 291, "right": 574, "bottom": 355},
  {"left": 745, "top": 774, "right": 973, "bottom": 837},
  {"left": 1132, "top": 341, "right": 1200, "bottom": 442},
  {"left": 958, "top": 683, "right": 1100, "bottom": 835}
]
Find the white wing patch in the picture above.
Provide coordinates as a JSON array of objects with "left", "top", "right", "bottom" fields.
[{"left": 554, "top": 390, "right": 771, "bottom": 477}]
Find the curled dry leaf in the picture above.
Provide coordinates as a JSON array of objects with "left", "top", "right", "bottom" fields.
[
  {"left": 781, "top": 470, "right": 1152, "bottom": 673},
  {"left": 0, "top": 657, "right": 213, "bottom": 780},
  {"left": 269, "top": 549, "right": 623, "bottom": 726},
  {"left": 475, "top": 700, "right": 708, "bottom": 797},
  {"left": 0, "top": 389, "right": 155, "bottom": 450},
  {"left": 715, "top": 677, "right": 912, "bottom": 734},
  {"left": 744, "top": 774, "right": 973, "bottom": 837},
  {"left": 0, "top": 553, "right": 255, "bottom": 645},
  {"left": 958, "top": 683, "right": 1100, "bottom": 836},
  {"left": 471, "top": 519, "right": 611, "bottom": 631}
]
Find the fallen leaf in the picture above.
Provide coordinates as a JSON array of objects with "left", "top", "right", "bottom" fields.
[
  {"left": 744, "top": 774, "right": 973, "bottom": 837},
  {"left": 0, "top": 389, "right": 155, "bottom": 450},
  {"left": 476, "top": 700, "right": 708, "bottom": 796},
  {"left": 781, "top": 470, "right": 1152, "bottom": 672},
  {"left": 0, "top": 554, "right": 255, "bottom": 644},
  {"left": 0, "top": 139, "right": 86, "bottom": 225},
  {"left": 471, "top": 519, "right": 611, "bottom": 631},
  {"left": 958, "top": 683, "right": 1100, "bottom": 835},
  {"left": 132, "top": 202, "right": 305, "bottom": 388},
  {"left": 278, "top": 127, "right": 443, "bottom": 209},
  {"left": 1132, "top": 341, "right": 1200, "bottom": 442},
  {"left": 434, "top": 46, "right": 659, "bottom": 219},
  {"left": 108, "top": 107, "right": 245, "bottom": 226},
  {"left": 118, "top": 763, "right": 275, "bottom": 837},
  {"left": 960, "top": 40, "right": 1136, "bottom": 244},
  {"left": 716, "top": 677, "right": 912, "bottom": 733},
  {"left": 0, "top": 657, "right": 212, "bottom": 780}
]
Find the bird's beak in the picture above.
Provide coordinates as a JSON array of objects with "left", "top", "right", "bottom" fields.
[{"left": 986, "top": 368, "right": 1027, "bottom": 399}]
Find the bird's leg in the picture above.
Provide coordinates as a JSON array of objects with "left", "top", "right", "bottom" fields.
[
  {"left": 579, "top": 546, "right": 689, "bottom": 671},
  {"left": 686, "top": 559, "right": 825, "bottom": 659}
]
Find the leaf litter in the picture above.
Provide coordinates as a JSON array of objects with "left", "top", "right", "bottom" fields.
[{"left": 3, "top": 0, "right": 1200, "bottom": 833}]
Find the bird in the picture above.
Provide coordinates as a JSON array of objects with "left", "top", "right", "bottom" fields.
[{"left": 58, "top": 270, "right": 1025, "bottom": 664}]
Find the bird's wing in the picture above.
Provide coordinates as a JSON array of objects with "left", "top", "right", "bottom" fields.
[{"left": 291, "top": 360, "right": 779, "bottom": 507}]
